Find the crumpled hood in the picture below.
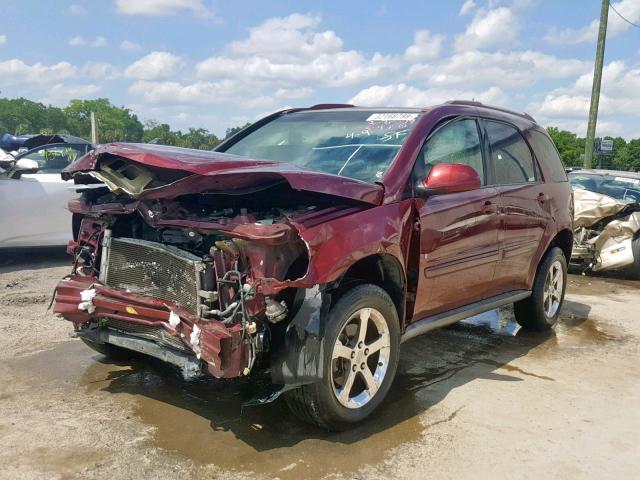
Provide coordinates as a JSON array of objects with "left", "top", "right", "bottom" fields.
[{"left": 63, "top": 143, "right": 384, "bottom": 205}]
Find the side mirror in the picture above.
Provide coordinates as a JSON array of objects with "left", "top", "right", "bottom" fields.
[
  {"left": 10, "top": 158, "right": 39, "bottom": 179},
  {"left": 421, "top": 163, "right": 481, "bottom": 195}
]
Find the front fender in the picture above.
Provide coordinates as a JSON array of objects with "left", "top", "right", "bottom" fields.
[{"left": 269, "top": 285, "right": 332, "bottom": 386}]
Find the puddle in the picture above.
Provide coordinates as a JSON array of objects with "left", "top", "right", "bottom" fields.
[{"left": 6, "top": 298, "right": 627, "bottom": 479}]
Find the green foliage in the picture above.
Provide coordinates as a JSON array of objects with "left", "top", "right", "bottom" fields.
[
  {"left": 225, "top": 122, "right": 252, "bottom": 139},
  {"left": 64, "top": 98, "right": 144, "bottom": 142},
  {"left": 547, "top": 127, "right": 639, "bottom": 171},
  {"left": 0, "top": 97, "right": 247, "bottom": 151}
]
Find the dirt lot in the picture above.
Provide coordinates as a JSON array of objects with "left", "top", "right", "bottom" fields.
[{"left": 0, "top": 249, "right": 638, "bottom": 480}]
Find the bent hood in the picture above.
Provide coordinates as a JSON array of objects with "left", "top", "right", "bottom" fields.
[{"left": 63, "top": 143, "right": 384, "bottom": 205}]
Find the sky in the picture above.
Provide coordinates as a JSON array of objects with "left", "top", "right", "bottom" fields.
[{"left": 1, "top": 0, "right": 640, "bottom": 138}]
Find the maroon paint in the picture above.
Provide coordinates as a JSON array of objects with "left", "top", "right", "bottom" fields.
[{"left": 424, "top": 163, "right": 482, "bottom": 193}]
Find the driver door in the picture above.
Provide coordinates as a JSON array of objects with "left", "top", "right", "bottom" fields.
[{"left": 412, "top": 118, "right": 501, "bottom": 320}]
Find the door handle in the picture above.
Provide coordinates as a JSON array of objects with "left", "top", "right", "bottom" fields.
[
  {"left": 537, "top": 193, "right": 551, "bottom": 204},
  {"left": 482, "top": 200, "right": 496, "bottom": 214}
]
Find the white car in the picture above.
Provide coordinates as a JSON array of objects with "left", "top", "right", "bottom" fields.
[{"left": 0, "top": 142, "right": 92, "bottom": 248}]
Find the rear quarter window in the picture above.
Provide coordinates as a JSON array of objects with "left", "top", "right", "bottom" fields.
[{"left": 530, "top": 130, "right": 567, "bottom": 182}]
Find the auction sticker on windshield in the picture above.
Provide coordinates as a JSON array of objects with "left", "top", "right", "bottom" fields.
[{"left": 366, "top": 113, "right": 419, "bottom": 122}]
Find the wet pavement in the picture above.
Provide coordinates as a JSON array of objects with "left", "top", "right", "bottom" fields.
[{"left": 0, "top": 258, "right": 638, "bottom": 479}]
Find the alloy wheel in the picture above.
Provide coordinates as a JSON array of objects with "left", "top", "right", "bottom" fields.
[
  {"left": 330, "top": 307, "right": 391, "bottom": 409},
  {"left": 543, "top": 259, "right": 564, "bottom": 318}
]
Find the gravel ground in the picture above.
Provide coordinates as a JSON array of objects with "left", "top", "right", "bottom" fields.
[{"left": 0, "top": 248, "right": 638, "bottom": 479}]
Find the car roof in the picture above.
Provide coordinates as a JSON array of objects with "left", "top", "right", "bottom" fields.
[{"left": 568, "top": 169, "right": 640, "bottom": 178}]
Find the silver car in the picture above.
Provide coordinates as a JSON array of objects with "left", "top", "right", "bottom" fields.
[
  {"left": 0, "top": 141, "right": 92, "bottom": 248},
  {"left": 569, "top": 169, "right": 640, "bottom": 278}
]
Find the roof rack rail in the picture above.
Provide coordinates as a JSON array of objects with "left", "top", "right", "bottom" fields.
[
  {"left": 445, "top": 100, "right": 484, "bottom": 107},
  {"left": 445, "top": 100, "right": 534, "bottom": 121},
  {"left": 308, "top": 103, "right": 354, "bottom": 110}
]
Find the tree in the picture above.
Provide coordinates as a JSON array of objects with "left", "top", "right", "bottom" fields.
[
  {"left": 225, "top": 122, "right": 251, "bottom": 139},
  {"left": 179, "top": 128, "right": 220, "bottom": 150},
  {"left": 142, "top": 120, "right": 181, "bottom": 145},
  {"left": 64, "top": 98, "right": 144, "bottom": 142},
  {"left": 547, "top": 127, "right": 584, "bottom": 167}
]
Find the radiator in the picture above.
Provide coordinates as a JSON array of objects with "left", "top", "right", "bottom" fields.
[{"left": 102, "top": 237, "right": 204, "bottom": 315}]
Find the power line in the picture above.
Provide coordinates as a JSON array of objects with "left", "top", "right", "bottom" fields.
[{"left": 609, "top": 0, "right": 640, "bottom": 30}]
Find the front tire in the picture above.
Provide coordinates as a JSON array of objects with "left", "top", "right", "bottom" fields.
[
  {"left": 285, "top": 284, "right": 400, "bottom": 430},
  {"left": 514, "top": 247, "right": 567, "bottom": 331}
]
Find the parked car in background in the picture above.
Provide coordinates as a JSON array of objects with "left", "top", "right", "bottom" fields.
[
  {"left": 0, "top": 135, "right": 93, "bottom": 248},
  {"left": 53, "top": 102, "right": 573, "bottom": 429},
  {"left": 568, "top": 169, "right": 640, "bottom": 277},
  {"left": 0, "top": 133, "right": 36, "bottom": 152}
]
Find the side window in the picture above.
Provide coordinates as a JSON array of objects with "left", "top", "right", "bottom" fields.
[
  {"left": 484, "top": 121, "right": 537, "bottom": 185},
  {"left": 22, "top": 145, "right": 84, "bottom": 173},
  {"left": 530, "top": 130, "right": 567, "bottom": 182},
  {"left": 420, "top": 119, "right": 485, "bottom": 185}
]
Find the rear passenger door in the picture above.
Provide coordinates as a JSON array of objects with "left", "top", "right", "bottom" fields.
[{"left": 481, "top": 119, "right": 551, "bottom": 292}]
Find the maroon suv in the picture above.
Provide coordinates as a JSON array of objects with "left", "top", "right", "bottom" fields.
[{"left": 54, "top": 101, "right": 573, "bottom": 429}]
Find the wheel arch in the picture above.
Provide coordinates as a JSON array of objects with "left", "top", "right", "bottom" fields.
[
  {"left": 548, "top": 228, "right": 573, "bottom": 264},
  {"left": 332, "top": 253, "right": 406, "bottom": 325}
]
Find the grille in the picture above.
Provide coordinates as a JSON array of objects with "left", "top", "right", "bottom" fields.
[
  {"left": 105, "top": 318, "right": 188, "bottom": 352},
  {"left": 103, "top": 237, "right": 203, "bottom": 315}
]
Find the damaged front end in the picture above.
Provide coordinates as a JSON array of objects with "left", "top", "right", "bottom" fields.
[
  {"left": 53, "top": 143, "right": 383, "bottom": 385},
  {"left": 572, "top": 189, "right": 640, "bottom": 273}
]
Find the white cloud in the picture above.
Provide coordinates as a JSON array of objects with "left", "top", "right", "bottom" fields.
[
  {"left": 41, "top": 83, "right": 102, "bottom": 105},
  {"left": 120, "top": 40, "right": 142, "bottom": 52},
  {"left": 454, "top": 7, "right": 518, "bottom": 52},
  {"left": 115, "top": 0, "right": 210, "bottom": 17},
  {"left": 81, "top": 62, "right": 121, "bottom": 80},
  {"left": 349, "top": 83, "right": 504, "bottom": 108},
  {"left": 0, "top": 59, "right": 77, "bottom": 85},
  {"left": 66, "top": 4, "right": 87, "bottom": 16},
  {"left": 0, "top": 34, "right": 5, "bottom": 46},
  {"left": 459, "top": 0, "right": 477, "bottom": 16},
  {"left": 409, "top": 50, "right": 591, "bottom": 90},
  {"left": 196, "top": 13, "right": 397, "bottom": 89},
  {"left": 197, "top": 51, "right": 397, "bottom": 88},
  {"left": 129, "top": 79, "right": 245, "bottom": 105},
  {"left": 275, "top": 87, "right": 313, "bottom": 99},
  {"left": 69, "top": 36, "right": 107, "bottom": 47},
  {"left": 528, "top": 61, "right": 640, "bottom": 137},
  {"left": 125, "top": 51, "right": 182, "bottom": 80},
  {"left": 404, "top": 30, "right": 444, "bottom": 62},
  {"left": 228, "top": 13, "right": 343, "bottom": 61},
  {"left": 546, "top": 0, "right": 640, "bottom": 45}
]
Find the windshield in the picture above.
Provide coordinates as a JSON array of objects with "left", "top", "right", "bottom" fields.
[
  {"left": 569, "top": 173, "right": 640, "bottom": 203},
  {"left": 222, "top": 110, "right": 422, "bottom": 182}
]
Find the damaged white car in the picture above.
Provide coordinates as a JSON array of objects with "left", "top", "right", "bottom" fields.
[{"left": 569, "top": 170, "right": 640, "bottom": 278}]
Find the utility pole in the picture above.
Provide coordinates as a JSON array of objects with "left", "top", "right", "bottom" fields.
[
  {"left": 584, "top": 0, "right": 609, "bottom": 168},
  {"left": 90, "top": 111, "right": 98, "bottom": 144}
]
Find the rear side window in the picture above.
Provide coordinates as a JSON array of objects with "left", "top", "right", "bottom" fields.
[
  {"left": 484, "top": 120, "right": 538, "bottom": 185},
  {"left": 530, "top": 130, "right": 568, "bottom": 182}
]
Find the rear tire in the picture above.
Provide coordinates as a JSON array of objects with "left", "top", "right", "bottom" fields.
[
  {"left": 514, "top": 247, "right": 567, "bottom": 331},
  {"left": 285, "top": 284, "right": 400, "bottom": 430},
  {"left": 80, "top": 337, "right": 135, "bottom": 360}
]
